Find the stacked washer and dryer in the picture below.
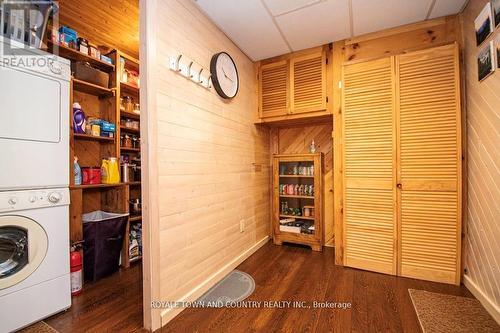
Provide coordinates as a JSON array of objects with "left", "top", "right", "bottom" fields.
[{"left": 0, "top": 36, "right": 72, "bottom": 332}]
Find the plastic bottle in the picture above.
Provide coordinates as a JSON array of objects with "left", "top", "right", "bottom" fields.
[{"left": 74, "top": 156, "right": 82, "bottom": 185}]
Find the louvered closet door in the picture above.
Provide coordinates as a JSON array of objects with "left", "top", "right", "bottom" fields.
[
  {"left": 397, "top": 44, "right": 461, "bottom": 284},
  {"left": 291, "top": 51, "right": 326, "bottom": 114},
  {"left": 343, "top": 57, "right": 397, "bottom": 275},
  {"left": 259, "top": 60, "right": 288, "bottom": 118}
]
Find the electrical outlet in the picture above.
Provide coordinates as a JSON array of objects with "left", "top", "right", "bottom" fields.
[{"left": 240, "top": 219, "right": 245, "bottom": 233}]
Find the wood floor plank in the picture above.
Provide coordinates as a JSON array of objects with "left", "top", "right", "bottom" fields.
[{"left": 45, "top": 241, "right": 474, "bottom": 333}]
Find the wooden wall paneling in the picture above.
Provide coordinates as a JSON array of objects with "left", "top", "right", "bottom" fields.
[
  {"left": 460, "top": 0, "right": 500, "bottom": 319},
  {"left": 342, "top": 57, "right": 397, "bottom": 275},
  {"left": 333, "top": 40, "right": 345, "bottom": 264},
  {"left": 397, "top": 44, "right": 462, "bottom": 285},
  {"left": 343, "top": 16, "right": 460, "bottom": 64},
  {"left": 58, "top": 0, "right": 139, "bottom": 59},
  {"left": 147, "top": 0, "right": 271, "bottom": 328},
  {"left": 276, "top": 124, "right": 333, "bottom": 245}
]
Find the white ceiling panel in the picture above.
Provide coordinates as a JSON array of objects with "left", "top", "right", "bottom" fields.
[
  {"left": 429, "top": 0, "right": 468, "bottom": 19},
  {"left": 352, "top": 0, "right": 433, "bottom": 36},
  {"left": 193, "top": 0, "right": 466, "bottom": 61},
  {"left": 193, "top": 0, "right": 290, "bottom": 60},
  {"left": 276, "top": 0, "right": 350, "bottom": 51},
  {"left": 263, "top": 0, "right": 322, "bottom": 16}
]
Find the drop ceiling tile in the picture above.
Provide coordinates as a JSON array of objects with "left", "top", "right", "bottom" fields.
[
  {"left": 276, "top": 0, "right": 350, "bottom": 51},
  {"left": 352, "top": 0, "right": 433, "bottom": 36},
  {"left": 193, "top": 0, "right": 290, "bottom": 60},
  {"left": 263, "top": 0, "right": 322, "bottom": 16},
  {"left": 429, "top": 0, "right": 467, "bottom": 19}
]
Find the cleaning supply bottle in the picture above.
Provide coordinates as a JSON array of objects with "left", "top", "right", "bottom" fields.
[
  {"left": 101, "top": 159, "right": 110, "bottom": 184},
  {"left": 108, "top": 157, "right": 120, "bottom": 184},
  {"left": 72, "top": 102, "right": 86, "bottom": 134},
  {"left": 74, "top": 156, "right": 82, "bottom": 185},
  {"left": 101, "top": 158, "right": 120, "bottom": 184}
]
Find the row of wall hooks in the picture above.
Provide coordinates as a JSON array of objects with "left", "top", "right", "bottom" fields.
[{"left": 169, "top": 54, "right": 212, "bottom": 89}]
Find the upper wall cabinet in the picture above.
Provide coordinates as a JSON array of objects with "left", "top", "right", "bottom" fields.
[{"left": 257, "top": 47, "right": 331, "bottom": 125}]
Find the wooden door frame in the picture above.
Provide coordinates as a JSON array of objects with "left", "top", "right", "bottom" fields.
[{"left": 139, "top": 0, "right": 160, "bottom": 330}]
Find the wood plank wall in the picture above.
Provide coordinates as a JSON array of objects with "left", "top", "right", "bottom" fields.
[
  {"left": 333, "top": 15, "right": 462, "bottom": 265},
  {"left": 143, "top": 0, "right": 271, "bottom": 329},
  {"left": 461, "top": 0, "right": 500, "bottom": 322},
  {"left": 272, "top": 124, "right": 334, "bottom": 245},
  {"left": 58, "top": 0, "right": 139, "bottom": 58}
]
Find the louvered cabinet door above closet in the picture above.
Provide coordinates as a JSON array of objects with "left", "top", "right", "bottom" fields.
[
  {"left": 342, "top": 57, "right": 397, "bottom": 275},
  {"left": 290, "top": 52, "right": 326, "bottom": 115},
  {"left": 397, "top": 44, "right": 462, "bottom": 284},
  {"left": 259, "top": 60, "right": 288, "bottom": 118}
]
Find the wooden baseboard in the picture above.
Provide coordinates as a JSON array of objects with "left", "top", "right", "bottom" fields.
[
  {"left": 463, "top": 275, "right": 500, "bottom": 324},
  {"left": 160, "top": 236, "right": 270, "bottom": 326}
]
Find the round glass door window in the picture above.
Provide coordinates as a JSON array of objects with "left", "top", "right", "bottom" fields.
[
  {"left": 0, "top": 216, "right": 48, "bottom": 290},
  {"left": 0, "top": 227, "right": 28, "bottom": 278}
]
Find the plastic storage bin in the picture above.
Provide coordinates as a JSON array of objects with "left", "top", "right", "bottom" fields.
[{"left": 82, "top": 211, "right": 129, "bottom": 281}]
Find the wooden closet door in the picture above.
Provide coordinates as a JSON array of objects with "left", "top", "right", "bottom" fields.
[
  {"left": 397, "top": 44, "right": 462, "bottom": 284},
  {"left": 343, "top": 57, "right": 397, "bottom": 275}
]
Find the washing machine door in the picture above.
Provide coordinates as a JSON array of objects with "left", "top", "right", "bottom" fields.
[{"left": 0, "top": 216, "right": 48, "bottom": 289}]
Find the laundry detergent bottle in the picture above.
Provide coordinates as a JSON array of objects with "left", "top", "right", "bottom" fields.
[{"left": 101, "top": 158, "right": 120, "bottom": 184}]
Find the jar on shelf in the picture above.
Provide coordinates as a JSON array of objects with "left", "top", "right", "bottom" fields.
[
  {"left": 133, "top": 103, "right": 140, "bottom": 115},
  {"left": 120, "top": 97, "right": 126, "bottom": 111},
  {"left": 123, "top": 134, "right": 132, "bottom": 148},
  {"left": 124, "top": 96, "right": 133, "bottom": 113}
]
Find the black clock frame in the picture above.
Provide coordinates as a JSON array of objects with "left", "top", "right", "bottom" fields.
[{"left": 210, "top": 52, "right": 239, "bottom": 99}]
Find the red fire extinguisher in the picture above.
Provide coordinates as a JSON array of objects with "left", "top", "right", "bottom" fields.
[{"left": 70, "top": 243, "right": 83, "bottom": 296}]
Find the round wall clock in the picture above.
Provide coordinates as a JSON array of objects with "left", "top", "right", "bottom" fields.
[{"left": 210, "top": 52, "right": 239, "bottom": 99}]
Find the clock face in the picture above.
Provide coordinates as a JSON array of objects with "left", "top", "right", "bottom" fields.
[{"left": 210, "top": 52, "right": 239, "bottom": 99}]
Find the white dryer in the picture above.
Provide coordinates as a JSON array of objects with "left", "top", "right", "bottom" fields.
[
  {"left": 0, "top": 36, "right": 71, "bottom": 191},
  {"left": 0, "top": 188, "right": 71, "bottom": 332}
]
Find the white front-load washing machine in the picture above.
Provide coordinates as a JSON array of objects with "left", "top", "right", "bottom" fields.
[{"left": 0, "top": 188, "right": 71, "bottom": 333}]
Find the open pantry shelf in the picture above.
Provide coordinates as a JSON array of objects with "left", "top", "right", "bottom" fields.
[
  {"left": 46, "top": 40, "right": 115, "bottom": 72},
  {"left": 73, "top": 133, "right": 115, "bottom": 142},
  {"left": 72, "top": 78, "right": 115, "bottom": 97},
  {"left": 273, "top": 153, "right": 323, "bottom": 252}
]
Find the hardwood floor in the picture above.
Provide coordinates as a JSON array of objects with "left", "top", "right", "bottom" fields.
[
  {"left": 45, "top": 242, "right": 474, "bottom": 333},
  {"left": 160, "top": 242, "right": 473, "bottom": 333},
  {"left": 45, "top": 262, "right": 144, "bottom": 333}
]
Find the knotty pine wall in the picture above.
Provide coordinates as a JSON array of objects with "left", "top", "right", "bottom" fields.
[
  {"left": 58, "top": 0, "right": 139, "bottom": 58},
  {"left": 461, "top": 0, "right": 500, "bottom": 322},
  {"left": 141, "top": 0, "right": 270, "bottom": 329}
]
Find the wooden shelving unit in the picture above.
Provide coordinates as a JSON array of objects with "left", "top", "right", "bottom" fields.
[
  {"left": 273, "top": 153, "right": 323, "bottom": 251},
  {"left": 109, "top": 50, "right": 142, "bottom": 266},
  {"left": 46, "top": 40, "right": 143, "bottom": 280}
]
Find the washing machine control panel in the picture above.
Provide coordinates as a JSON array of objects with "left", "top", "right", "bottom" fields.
[{"left": 0, "top": 188, "right": 70, "bottom": 212}]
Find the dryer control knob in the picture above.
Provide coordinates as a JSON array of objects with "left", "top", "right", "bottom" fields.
[
  {"left": 8, "top": 197, "right": 17, "bottom": 205},
  {"left": 48, "top": 192, "right": 62, "bottom": 203}
]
